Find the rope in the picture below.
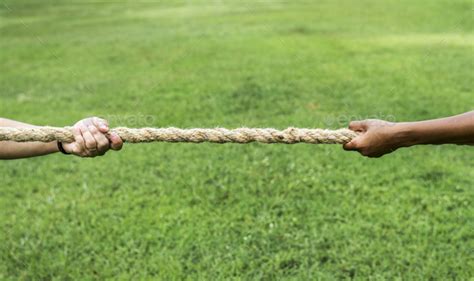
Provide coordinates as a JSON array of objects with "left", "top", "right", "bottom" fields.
[{"left": 0, "top": 127, "right": 357, "bottom": 144}]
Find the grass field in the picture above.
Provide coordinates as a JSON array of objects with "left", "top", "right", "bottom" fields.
[{"left": 1, "top": 0, "right": 473, "bottom": 279}]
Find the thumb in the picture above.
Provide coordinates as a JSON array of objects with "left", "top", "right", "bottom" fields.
[
  {"left": 348, "top": 120, "right": 368, "bottom": 132},
  {"left": 108, "top": 133, "right": 124, "bottom": 151}
]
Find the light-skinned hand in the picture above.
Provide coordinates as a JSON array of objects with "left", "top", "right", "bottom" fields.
[{"left": 62, "top": 117, "right": 123, "bottom": 157}]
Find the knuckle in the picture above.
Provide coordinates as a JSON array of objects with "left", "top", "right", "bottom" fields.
[
  {"left": 98, "top": 141, "right": 109, "bottom": 151},
  {"left": 85, "top": 140, "right": 96, "bottom": 149},
  {"left": 94, "top": 117, "right": 108, "bottom": 127},
  {"left": 75, "top": 142, "right": 85, "bottom": 150}
]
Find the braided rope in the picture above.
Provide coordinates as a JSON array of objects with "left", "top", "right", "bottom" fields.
[{"left": 0, "top": 127, "right": 357, "bottom": 144}]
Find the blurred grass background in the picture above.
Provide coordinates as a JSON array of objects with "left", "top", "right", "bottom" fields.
[{"left": 0, "top": 0, "right": 473, "bottom": 279}]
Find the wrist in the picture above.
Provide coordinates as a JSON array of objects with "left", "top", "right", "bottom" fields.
[
  {"left": 391, "top": 122, "right": 418, "bottom": 147},
  {"left": 44, "top": 141, "right": 61, "bottom": 154},
  {"left": 57, "top": 141, "right": 71, "bottom": 155}
]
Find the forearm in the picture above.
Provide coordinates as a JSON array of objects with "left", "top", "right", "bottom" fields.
[
  {"left": 0, "top": 118, "right": 59, "bottom": 159},
  {"left": 396, "top": 111, "right": 474, "bottom": 147}
]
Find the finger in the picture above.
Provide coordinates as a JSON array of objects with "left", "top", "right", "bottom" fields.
[
  {"left": 81, "top": 118, "right": 94, "bottom": 127},
  {"left": 89, "top": 125, "right": 110, "bottom": 154},
  {"left": 83, "top": 151, "right": 94, "bottom": 158},
  {"left": 348, "top": 121, "right": 368, "bottom": 132},
  {"left": 70, "top": 143, "right": 81, "bottom": 155},
  {"left": 71, "top": 127, "right": 86, "bottom": 153},
  {"left": 109, "top": 133, "right": 123, "bottom": 151},
  {"left": 343, "top": 139, "right": 359, "bottom": 151},
  {"left": 80, "top": 125, "right": 98, "bottom": 153},
  {"left": 92, "top": 117, "right": 109, "bottom": 133},
  {"left": 368, "top": 154, "right": 384, "bottom": 158},
  {"left": 69, "top": 141, "right": 88, "bottom": 157},
  {"left": 72, "top": 144, "right": 90, "bottom": 157}
]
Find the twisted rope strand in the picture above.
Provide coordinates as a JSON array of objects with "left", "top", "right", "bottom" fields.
[{"left": 0, "top": 127, "right": 357, "bottom": 144}]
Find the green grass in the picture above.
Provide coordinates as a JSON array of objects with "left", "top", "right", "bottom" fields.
[{"left": 1, "top": 0, "right": 473, "bottom": 279}]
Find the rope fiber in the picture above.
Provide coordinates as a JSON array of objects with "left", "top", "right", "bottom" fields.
[{"left": 0, "top": 127, "right": 357, "bottom": 144}]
